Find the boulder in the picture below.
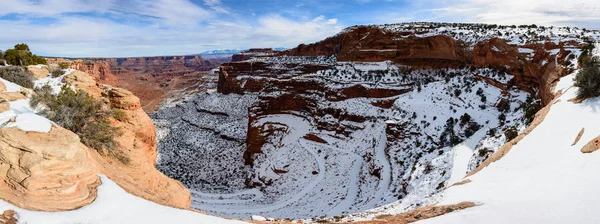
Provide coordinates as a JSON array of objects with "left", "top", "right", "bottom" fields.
[
  {"left": 26, "top": 66, "right": 50, "bottom": 79},
  {"left": 104, "top": 88, "right": 141, "bottom": 111},
  {"left": 63, "top": 71, "right": 102, "bottom": 98},
  {"left": 0, "top": 92, "right": 27, "bottom": 102},
  {"left": 581, "top": 136, "right": 600, "bottom": 153},
  {"left": 0, "top": 125, "right": 100, "bottom": 211}
]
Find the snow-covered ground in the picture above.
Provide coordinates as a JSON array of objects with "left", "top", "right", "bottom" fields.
[
  {"left": 418, "top": 70, "right": 600, "bottom": 224},
  {"left": 0, "top": 76, "right": 53, "bottom": 133},
  {"left": 152, "top": 23, "right": 600, "bottom": 222},
  {"left": 154, "top": 59, "right": 533, "bottom": 221},
  {"left": 0, "top": 175, "right": 246, "bottom": 224},
  {"left": 342, "top": 22, "right": 600, "bottom": 47},
  {"left": 0, "top": 65, "right": 249, "bottom": 223}
]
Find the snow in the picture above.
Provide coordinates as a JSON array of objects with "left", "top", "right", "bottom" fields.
[
  {"left": 0, "top": 78, "right": 23, "bottom": 92},
  {"left": 0, "top": 99, "right": 54, "bottom": 133},
  {"left": 34, "top": 69, "right": 74, "bottom": 94},
  {"left": 5, "top": 113, "right": 52, "bottom": 133},
  {"left": 419, "top": 72, "right": 600, "bottom": 223},
  {"left": 446, "top": 128, "right": 487, "bottom": 186},
  {"left": 0, "top": 175, "right": 247, "bottom": 224},
  {"left": 251, "top": 215, "right": 267, "bottom": 221}
]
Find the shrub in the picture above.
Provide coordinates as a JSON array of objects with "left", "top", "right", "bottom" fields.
[
  {"left": 0, "top": 66, "right": 34, "bottom": 88},
  {"left": 59, "top": 62, "right": 70, "bottom": 69},
  {"left": 51, "top": 69, "right": 65, "bottom": 78},
  {"left": 574, "top": 56, "right": 600, "bottom": 99},
  {"left": 2, "top": 43, "right": 47, "bottom": 66},
  {"left": 504, "top": 127, "right": 518, "bottom": 141},
  {"left": 30, "top": 84, "right": 122, "bottom": 152}
]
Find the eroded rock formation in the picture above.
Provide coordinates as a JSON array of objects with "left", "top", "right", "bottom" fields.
[
  {"left": 0, "top": 126, "right": 100, "bottom": 211},
  {"left": 47, "top": 56, "right": 222, "bottom": 112}
]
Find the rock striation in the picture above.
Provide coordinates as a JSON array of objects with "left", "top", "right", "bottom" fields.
[
  {"left": 0, "top": 126, "right": 100, "bottom": 211},
  {"left": 47, "top": 56, "right": 222, "bottom": 112}
]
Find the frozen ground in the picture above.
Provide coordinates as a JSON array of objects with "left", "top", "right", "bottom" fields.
[
  {"left": 0, "top": 175, "right": 246, "bottom": 224},
  {"left": 152, "top": 24, "right": 599, "bottom": 222},
  {"left": 419, "top": 70, "right": 600, "bottom": 224},
  {"left": 154, "top": 62, "right": 532, "bottom": 221}
]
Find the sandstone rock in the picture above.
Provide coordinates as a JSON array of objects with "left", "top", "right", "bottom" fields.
[
  {"left": 0, "top": 102, "right": 10, "bottom": 113},
  {"left": 0, "top": 92, "right": 27, "bottom": 102},
  {"left": 45, "top": 59, "right": 119, "bottom": 85},
  {"left": 581, "top": 136, "right": 600, "bottom": 153},
  {"left": 572, "top": 128, "right": 585, "bottom": 146},
  {"left": 0, "top": 210, "right": 17, "bottom": 224},
  {"left": 0, "top": 82, "right": 5, "bottom": 93},
  {"left": 26, "top": 66, "right": 50, "bottom": 79},
  {"left": 103, "top": 88, "right": 141, "bottom": 111},
  {"left": 67, "top": 72, "right": 191, "bottom": 209},
  {"left": 63, "top": 70, "right": 102, "bottom": 98},
  {"left": 0, "top": 126, "right": 100, "bottom": 211},
  {"left": 351, "top": 202, "right": 476, "bottom": 224}
]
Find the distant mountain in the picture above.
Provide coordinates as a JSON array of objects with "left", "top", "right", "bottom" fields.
[
  {"left": 197, "top": 48, "right": 286, "bottom": 62},
  {"left": 197, "top": 49, "right": 245, "bottom": 56}
]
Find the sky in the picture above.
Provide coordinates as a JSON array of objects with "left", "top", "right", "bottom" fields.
[{"left": 0, "top": 0, "right": 599, "bottom": 57}]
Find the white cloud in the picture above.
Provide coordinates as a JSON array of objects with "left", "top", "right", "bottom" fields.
[
  {"left": 426, "top": 0, "right": 600, "bottom": 28},
  {"left": 203, "top": 0, "right": 230, "bottom": 14},
  {"left": 253, "top": 15, "right": 342, "bottom": 46},
  {"left": 1, "top": 0, "right": 598, "bottom": 57},
  {"left": 0, "top": 0, "right": 114, "bottom": 16}
]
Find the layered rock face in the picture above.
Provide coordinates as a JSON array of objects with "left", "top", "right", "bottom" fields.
[
  {"left": 45, "top": 58, "right": 119, "bottom": 85},
  {"left": 155, "top": 23, "right": 599, "bottom": 221},
  {"left": 65, "top": 72, "right": 191, "bottom": 208},
  {"left": 47, "top": 56, "right": 221, "bottom": 112},
  {"left": 0, "top": 66, "right": 192, "bottom": 212},
  {"left": 0, "top": 126, "right": 100, "bottom": 211},
  {"left": 283, "top": 24, "right": 586, "bottom": 105}
]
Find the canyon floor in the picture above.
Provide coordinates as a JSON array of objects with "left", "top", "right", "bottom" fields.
[{"left": 152, "top": 23, "right": 600, "bottom": 222}]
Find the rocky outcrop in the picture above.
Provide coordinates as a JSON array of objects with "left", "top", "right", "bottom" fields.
[
  {"left": 581, "top": 136, "right": 600, "bottom": 153},
  {"left": 86, "top": 56, "right": 220, "bottom": 112},
  {"left": 0, "top": 126, "right": 100, "bottom": 211},
  {"left": 63, "top": 70, "right": 102, "bottom": 98},
  {"left": 26, "top": 66, "right": 50, "bottom": 79},
  {"left": 45, "top": 59, "right": 119, "bottom": 85},
  {"left": 0, "top": 65, "right": 191, "bottom": 211},
  {"left": 282, "top": 26, "right": 580, "bottom": 105},
  {"left": 66, "top": 71, "right": 192, "bottom": 209}
]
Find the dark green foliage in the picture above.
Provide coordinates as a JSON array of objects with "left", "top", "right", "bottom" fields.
[
  {"left": 59, "top": 62, "right": 70, "bottom": 69},
  {"left": 504, "top": 127, "right": 518, "bottom": 141},
  {"left": 30, "top": 84, "right": 122, "bottom": 151},
  {"left": 578, "top": 43, "right": 595, "bottom": 66},
  {"left": 0, "top": 66, "right": 34, "bottom": 88},
  {"left": 454, "top": 89, "right": 462, "bottom": 97},
  {"left": 2, "top": 43, "right": 47, "bottom": 66},
  {"left": 518, "top": 95, "right": 541, "bottom": 125},
  {"left": 498, "top": 113, "right": 506, "bottom": 123},
  {"left": 112, "top": 109, "right": 127, "bottom": 122},
  {"left": 574, "top": 56, "right": 600, "bottom": 99},
  {"left": 436, "top": 182, "right": 445, "bottom": 190},
  {"left": 51, "top": 69, "right": 65, "bottom": 78},
  {"left": 459, "top": 113, "right": 471, "bottom": 127},
  {"left": 464, "top": 121, "right": 481, "bottom": 138}
]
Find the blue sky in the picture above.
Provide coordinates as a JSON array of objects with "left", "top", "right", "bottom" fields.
[{"left": 0, "top": 0, "right": 598, "bottom": 57}]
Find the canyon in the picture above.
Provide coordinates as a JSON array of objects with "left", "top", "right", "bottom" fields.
[
  {"left": 153, "top": 23, "right": 600, "bottom": 222},
  {"left": 46, "top": 55, "right": 222, "bottom": 112},
  {"left": 2, "top": 22, "right": 599, "bottom": 224}
]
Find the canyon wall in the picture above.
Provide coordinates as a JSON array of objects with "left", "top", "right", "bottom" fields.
[
  {"left": 47, "top": 56, "right": 222, "bottom": 112},
  {"left": 281, "top": 25, "right": 585, "bottom": 104}
]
